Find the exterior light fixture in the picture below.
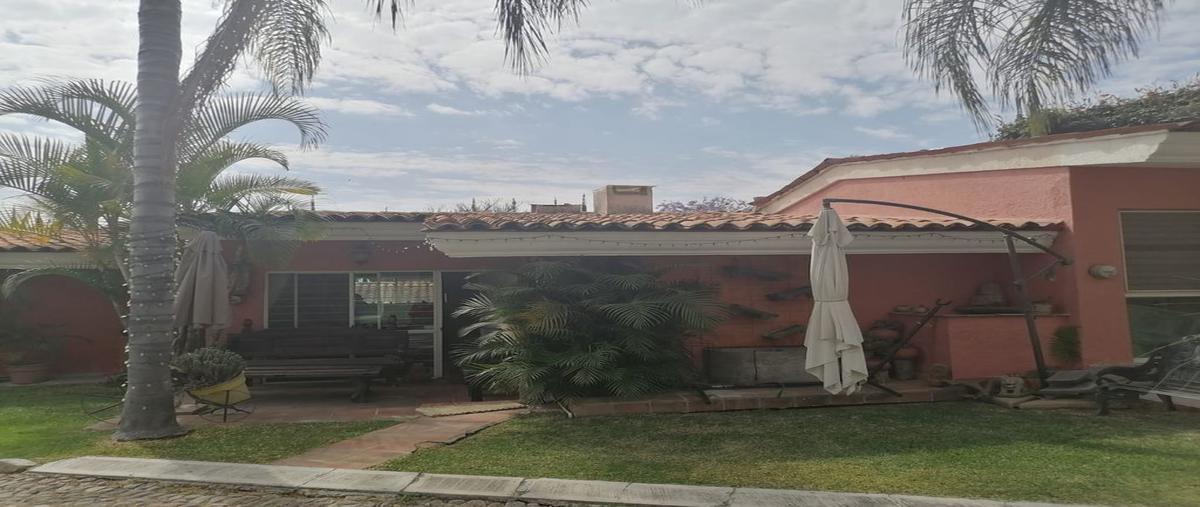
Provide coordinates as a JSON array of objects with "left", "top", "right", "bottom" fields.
[{"left": 1088, "top": 264, "right": 1118, "bottom": 279}]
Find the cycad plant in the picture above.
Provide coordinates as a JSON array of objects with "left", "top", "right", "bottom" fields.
[
  {"left": 0, "top": 79, "right": 326, "bottom": 302},
  {"left": 454, "top": 260, "right": 725, "bottom": 405}
]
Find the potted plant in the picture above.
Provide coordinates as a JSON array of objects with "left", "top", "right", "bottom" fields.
[
  {"left": 0, "top": 316, "right": 68, "bottom": 384},
  {"left": 171, "top": 347, "right": 250, "bottom": 406}
]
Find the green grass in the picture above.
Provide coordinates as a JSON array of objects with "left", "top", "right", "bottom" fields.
[
  {"left": 0, "top": 384, "right": 396, "bottom": 463},
  {"left": 381, "top": 402, "right": 1200, "bottom": 507}
]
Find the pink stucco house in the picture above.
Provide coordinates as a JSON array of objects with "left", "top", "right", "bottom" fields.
[{"left": 4, "top": 121, "right": 1199, "bottom": 384}]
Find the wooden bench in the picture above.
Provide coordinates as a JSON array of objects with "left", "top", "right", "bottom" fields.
[
  {"left": 228, "top": 328, "right": 409, "bottom": 402},
  {"left": 1096, "top": 335, "right": 1200, "bottom": 415}
]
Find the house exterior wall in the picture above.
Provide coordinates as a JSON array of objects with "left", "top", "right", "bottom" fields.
[
  {"left": 649, "top": 253, "right": 1066, "bottom": 379},
  {"left": 770, "top": 164, "right": 1200, "bottom": 367},
  {"left": 0, "top": 275, "right": 125, "bottom": 378},
  {"left": 1063, "top": 166, "right": 1200, "bottom": 365},
  {"left": 227, "top": 240, "right": 518, "bottom": 331},
  {"left": 10, "top": 238, "right": 1061, "bottom": 381},
  {"left": 221, "top": 242, "right": 1053, "bottom": 381}
]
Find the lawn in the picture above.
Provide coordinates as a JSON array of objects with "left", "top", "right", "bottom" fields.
[
  {"left": 0, "top": 384, "right": 395, "bottom": 463},
  {"left": 381, "top": 402, "right": 1200, "bottom": 507}
]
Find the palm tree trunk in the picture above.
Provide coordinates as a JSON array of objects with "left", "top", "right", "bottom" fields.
[{"left": 116, "top": 0, "right": 187, "bottom": 441}]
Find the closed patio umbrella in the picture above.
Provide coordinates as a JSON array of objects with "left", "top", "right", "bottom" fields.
[
  {"left": 174, "top": 231, "right": 232, "bottom": 349},
  {"left": 804, "top": 207, "right": 868, "bottom": 395}
]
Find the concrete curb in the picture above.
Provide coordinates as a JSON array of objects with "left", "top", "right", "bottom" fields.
[{"left": 31, "top": 456, "right": 1097, "bottom": 507}]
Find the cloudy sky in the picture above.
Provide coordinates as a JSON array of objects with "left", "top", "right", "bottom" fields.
[{"left": 4, "top": 1, "right": 1200, "bottom": 211}]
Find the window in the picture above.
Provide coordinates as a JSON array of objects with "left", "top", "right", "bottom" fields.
[
  {"left": 1121, "top": 211, "right": 1200, "bottom": 292},
  {"left": 1122, "top": 211, "right": 1200, "bottom": 353},
  {"left": 266, "top": 272, "right": 436, "bottom": 331}
]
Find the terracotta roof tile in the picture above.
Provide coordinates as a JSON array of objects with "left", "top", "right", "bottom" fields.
[
  {"left": 0, "top": 212, "right": 1059, "bottom": 253},
  {"left": 422, "top": 212, "right": 1061, "bottom": 232},
  {"left": 312, "top": 211, "right": 428, "bottom": 222},
  {"left": 0, "top": 231, "right": 90, "bottom": 252}
]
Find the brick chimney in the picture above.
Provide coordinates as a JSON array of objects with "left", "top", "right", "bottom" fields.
[{"left": 593, "top": 185, "right": 653, "bottom": 214}]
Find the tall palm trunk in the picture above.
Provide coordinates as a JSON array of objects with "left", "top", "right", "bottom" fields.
[{"left": 116, "top": 0, "right": 187, "bottom": 440}]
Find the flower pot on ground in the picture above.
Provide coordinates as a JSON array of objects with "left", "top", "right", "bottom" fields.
[{"left": 172, "top": 347, "right": 249, "bottom": 405}]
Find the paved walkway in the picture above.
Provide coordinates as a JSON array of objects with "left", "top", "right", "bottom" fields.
[
  {"left": 0, "top": 472, "right": 560, "bottom": 506},
  {"left": 29, "top": 456, "right": 1097, "bottom": 507},
  {"left": 274, "top": 411, "right": 516, "bottom": 469}
]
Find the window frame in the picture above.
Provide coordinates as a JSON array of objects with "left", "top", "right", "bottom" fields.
[
  {"left": 1119, "top": 210, "right": 1200, "bottom": 297},
  {"left": 263, "top": 271, "right": 439, "bottom": 330}
]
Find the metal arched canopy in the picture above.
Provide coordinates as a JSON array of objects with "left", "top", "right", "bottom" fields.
[{"left": 821, "top": 197, "right": 1071, "bottom": 386}]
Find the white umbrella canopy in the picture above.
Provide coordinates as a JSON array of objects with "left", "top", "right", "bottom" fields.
[
  {"left": 804, "top": 207, "right": 868, "bottom": 395},
  {"left": 174, "top": 231, "right": 232, "bottom": 344}
]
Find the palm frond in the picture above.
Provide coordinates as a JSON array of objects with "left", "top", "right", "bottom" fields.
[
  {"left": 0, "top": 266, "right": 125, "bottom": 304},
  {"left": 991, "top": 0, "right": 1164, "bottom": 116},
  {"left": 904, "top": 0, "right": 1165, "bottom": 131},
  {"left": 179, "top": 94, "right": 327, "bottom": 163},
  {"left": 177, "top": 142, "right": 294, "bottom": 207},
  {"left": 204, "top": 174, "right": 320, "bottom": 211},
  {"left": 369, "top": 0, "right": 589, "bottom": 73},
  {"left": 903, "top": 0, "right": 1007, "bottom": 129},
  {"left": 0, "top": 80, "right": 130, "bottom": 146},
  {"left": 0, "top": 134, "right": 81, "bottom": 198},
  {"left": 249, "top": 0, "right": 332, "bottom": 94},
  {"left": 0, "top": 209, "right": 66, "bottom": 243}
]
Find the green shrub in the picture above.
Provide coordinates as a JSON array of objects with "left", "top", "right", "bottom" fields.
[
  {"left": 995, "top": 78, "right": 1200, "bottom": 139},
  {"left": 172, "top": 347, "right": 245, "bottom": 388},
  {"left": 454, "top": 260, "right": 725, "bottom": 404},
  {"left": 1050, "top": 326, "right": 1082, "bottom": 364}
]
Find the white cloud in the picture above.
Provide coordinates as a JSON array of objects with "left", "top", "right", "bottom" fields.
[
  {"left": 426, "top": 103, "right": 486, "bottom": 116},
  {"left": 853, "top": 126, "right": 911, "bottom": 140},
  {"left": 306, "top": 97, "right": 412, "bottom": 116}
]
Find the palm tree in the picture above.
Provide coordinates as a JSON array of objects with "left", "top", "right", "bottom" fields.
[
  {"left": 0, "top": 78, "right": 325, "bottom": 440},
  {"left": 119, "top": 0, "right": 589, "bottom": 440},
  {"left": 903, "top": 0, "right": 1167, "bottom": 133},
  {"left": 0, "top": 79, "right": 325, "bottom": 286}
]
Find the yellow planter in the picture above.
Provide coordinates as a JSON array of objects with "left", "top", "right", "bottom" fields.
[{"left": 189, "top": 372, "right": 251, "bottom": 406}]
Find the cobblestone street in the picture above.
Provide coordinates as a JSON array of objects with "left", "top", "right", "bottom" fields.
[{"left": 0, "top": 473, "right": 567, "bottom": 507}]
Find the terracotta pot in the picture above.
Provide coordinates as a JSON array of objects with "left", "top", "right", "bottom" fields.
[
  {"left": 5, "top": 363, "right": 51, "bottom": 384},
  {"left": 894, "top": 347, "right": 920, "bottom": 360}
]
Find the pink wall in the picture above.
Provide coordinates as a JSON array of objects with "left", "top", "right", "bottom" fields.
[
  {"left": 1, "top": 275, "right": 125, "bottom": 377},
  {"left": 932, "top": 314, "right": 1071, "bottom": 379},
  {"left": 780, "top": 167, "right": 1073, "bottom": 221},
  {"left": 1064, "top": 166, "right": 1200, "bottom": 365},
  {"left": 647, "top": 253, "right": 1056, "bottom": 377},
  {"left": 225, "top": 243, "right": 1047, "bottom": 379},
  {"left": 773, "top": 164, "right": 1200, "bottom": 367}
]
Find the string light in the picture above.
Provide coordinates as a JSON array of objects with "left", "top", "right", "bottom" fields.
[{"left": 430, "top": 231, "right": 1054, "bottom": 249}]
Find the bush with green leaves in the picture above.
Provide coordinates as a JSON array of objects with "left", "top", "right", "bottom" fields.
[
  {"left": 995, "top": 78, "right": 1200, "bottom": 140},
  {"left": 172, "top": 347, "right": 246, "bottom": 388},
  {"left": 1050, "top": 326, "right": 1082, "bottom": 365},
  {"left": 454, "top": 260, "right": 725, "bottom": 405}
]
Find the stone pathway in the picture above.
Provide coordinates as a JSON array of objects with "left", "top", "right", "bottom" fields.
[
  {"left": 0, "top": 472, "right": 568, "bottom": 506},
  {"left": 274, "top": 411, "right": 517, "bottom": 469},
  {"left": 29, "top": 456, "right": 1097, "bottom": 507}
]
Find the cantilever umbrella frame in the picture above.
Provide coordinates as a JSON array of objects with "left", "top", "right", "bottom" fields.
[{"left": 822, "top": 198, "right": 1074, "bottom": 388}]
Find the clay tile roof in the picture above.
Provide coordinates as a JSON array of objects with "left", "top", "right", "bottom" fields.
[
  {"left": 311, "top": 211, "right": 428, "bottom": 222},
  {"left": 753, "top": 120, "right": 1200, "bottom": 208},
  {"left": 0, "top": 231, "right": 90, "bottom": 252},
  {"left": 422, "top": 212, "right": 1061, "bottom": 232}
]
